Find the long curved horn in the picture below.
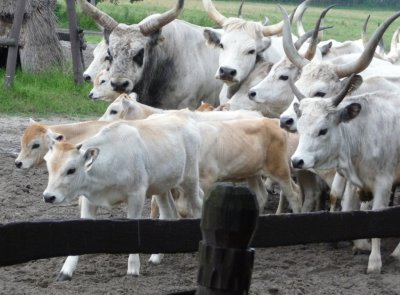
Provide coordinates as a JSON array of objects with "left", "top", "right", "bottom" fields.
[
  {"left": 289, "top": 76, "right": 306, "bottom": 101},
  {"left": 304, "top": 5, "right": 335, "bottom": 60},
  {"left": 334, "top": 11, "right": 400, "bottom": 78},
  {"left": 140, "top": 0, "right": 184, "bottom": 36},
  {"left": 76, "top": 0, "right": 118, "bottom": 32},
  {"left": 331, "top": 74, "right": 356, "bottom": 106},
  {"left": 263, "top": 0, "right": 308, "bottom": 37},
  {"left": 294, "top": 26, "right": 333, "bottom": 50},
  {"left": 390, "top": 27, "right": 400, "bottom": 53},
  {"left": 202, "top": 0, "right": 227, "bottom": 27},
  {"left": 280, "top": 5, "right": 309, "bottom": 69},
  {"left": 361, "top": 15, "right": 371, "bottom": 47},
  {"left": 296, "top": 5, "right": 308, "bottom": 37}
]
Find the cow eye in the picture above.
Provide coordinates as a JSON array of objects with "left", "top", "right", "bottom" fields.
[
  {"left": 133, "top": 48, "right": 144, "bottom": 66},
  {"left": 279, "top": 75, "right": 289, "bottom": 81},
  {"left": 315, "top": 91, "right": 326, "bottom": 97},
  {"left": 66, "top": 168, "right": 76, "bottom": 175},
  {"left": 247, "top": 49, "right": 256, "bottom": 55},
  {"left": 32, "top": 143, "right": 40, "bottom": 149},
  {"left": 110, "top": 110, "right": 118, "bottom": 115},
  {"left": 318, "top": 128, "right": 328, "bottom": 136},
  {"left": 100, "top": 80, "right": 106, "bottom": 85}
]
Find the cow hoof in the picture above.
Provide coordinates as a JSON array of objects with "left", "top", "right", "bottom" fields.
[
  {"left": 127, "top": 271, "right": 139, "bottom": 277},
  {"left": 57, "top": 272, "right": 72, "bottom": 281},
  {"left": 367, "top": 261, "right": 382, "bottom": 274}
]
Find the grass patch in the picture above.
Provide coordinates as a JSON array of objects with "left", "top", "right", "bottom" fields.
[{"left": 0, "top": 69, "right": 108, "bottom": 117}]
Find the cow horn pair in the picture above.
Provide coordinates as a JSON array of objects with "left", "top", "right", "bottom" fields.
[
  {"left": 202, "top": 0, "right": 308, "bottom": 37},
  {"left": 77, "top": 0, "right": 184, "bottom": 36},
  {"left": 289, "top": 74, "right": 356, "bottom": 107},
  {"left": 281, "top": 4, "right": 334, "bottom": 69}
]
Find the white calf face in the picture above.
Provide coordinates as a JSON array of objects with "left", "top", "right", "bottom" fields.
[
  {"left": 15, "top": 121, "right": 56, "bottom": 169},
  {"left": 249, "top": 58, "right": 298, "bottom": 108},
  {"left": 279, "top": 97, "right": 299, "bottom": 132},
  {"left": 43, "top": 142, "right": 98, "bottom": 204},
  {"left": 291, "top": 98, "right": 341, "bottom": 170},
  {"left": 99, "top": 93, "right": 140, "bottom": 121},
  {"left": 89, "top": 70, "right": 119, "bottom": 101},
  {"left": 83, "top": 39, "right": 110, "bottom": 83}
]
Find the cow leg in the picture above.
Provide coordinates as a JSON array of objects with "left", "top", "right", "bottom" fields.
[
  {"left": 150, "top": 196, "right": 160, "bottom": 219},
  {"left": 367, "top": 180, "right": 392, "bottom": 273},
  {"left": 149, "top": 192, "right": 179, "bottom": 265},
  {"left": 339, "top": 183, "right": 371, "bottom": 252},
  {"left": 276, "top": 194, "right": 288, "bottom": 214},
  {"left": 329, "top": 173, "right": 347, "bottom": 212},
  {"left": 126, "top": 189, "right": 146, "bottom": 276},
  {"left": 58, "top": 196, "right": 98, "bottom": 281},
  {"left": 247, "top": 175, "right": 269, "bottom": 213}
]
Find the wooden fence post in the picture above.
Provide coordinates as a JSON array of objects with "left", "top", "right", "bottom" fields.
[
  {"left": 66, "top": 0, "right": 84, "bottom": 84},
  {"left": 196, "top": 184, "right": 259, "bottom": 295},
  {"left": 4, "top": 0, "right": 26, "bottom": 88}
]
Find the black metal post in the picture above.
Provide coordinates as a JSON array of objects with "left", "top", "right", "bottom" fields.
[
  {"left": 4, "top": 0, "right": 26, "bottom": 88},
  {"left": 196, "top": 184, "right": 259, "bottom": 295}
]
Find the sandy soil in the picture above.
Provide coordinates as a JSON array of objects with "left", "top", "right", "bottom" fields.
[{"left": 1, "top": 115, "right": 400, "bottom": 295}]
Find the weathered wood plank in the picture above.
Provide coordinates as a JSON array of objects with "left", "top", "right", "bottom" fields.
[
  {"left": 1, "top": 206, "right": 400, "bottom": 267},
  {"left": 66, "top": 0, "right": 83, "bottom": 84}
]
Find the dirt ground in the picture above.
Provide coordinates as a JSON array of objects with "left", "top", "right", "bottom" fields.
[{"left": 1, "top": 115, "right": 400, "bottom": 295}]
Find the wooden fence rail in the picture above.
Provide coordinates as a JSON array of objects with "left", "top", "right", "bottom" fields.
[{"left": 1, "top": 206, "right": 400, "bottom": 267}]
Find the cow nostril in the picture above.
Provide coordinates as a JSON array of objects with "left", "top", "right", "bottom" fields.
[
  {"left": 292, "top": 159, "right": 304, "bottom": 169},
  {"left": 285, "top": 118, "right": 294, "bottom": 126},
  {"left": 248, "top": 91, "right": 256, "bottom": 100},
  {"left": 121, "top": 81, "right": 129, "bottom": 89},
  {"left": 88, "top": 93, "right": 94, "bottom": 99},
  {"left": 15, "top": 161, "right": 22, "bottom": 168},
  {"left": 219, "top": 67, "right": 224, "bottom": 74},
  {"left": 230, "top": 69, "right": 237, "bottom": 76},
  {"left": 83, "top": 75, "right": 92, "bottom": 83},
  {"left": 44, "top": 195, "right": 56, "bottom": 204}
]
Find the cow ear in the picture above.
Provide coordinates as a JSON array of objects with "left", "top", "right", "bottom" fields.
[
  {"left": 29, "top": 118, "right": 37, "bottom": 125},
  {"left": 258, "top": 37, "right": 272, "bottom": 54},
  {"left": 203, "top": 29, "right": 221, "bottom": 48},
  {"left": 122, "top": 97, "right": 133, "bottom": 110},
  {"left": 339, "top": 103, "right": 361, "bottom": 123},
  {"left": 83, "top": 148, "right": 99, "bottom": 171},
  {"left": 46, "top": 130, "right": 64, "bottom": 149},
  {"left": 319, "top": 41, "right": 332, "bottom": 56}
]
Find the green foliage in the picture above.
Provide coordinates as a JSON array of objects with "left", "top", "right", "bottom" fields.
[{"left": 0, "top": 69, "right": 108, "bottom": 117}]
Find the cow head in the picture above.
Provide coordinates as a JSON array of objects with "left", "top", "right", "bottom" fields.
[
  {"left": 89, "top": 69, "right": 120, "bottom": 101},
  {"left": 279, "top": 10, "right": 400, "bottom": 132},
  {"left": 43, "top": 141, "right": 99, "bottom": 204},
  {"left": 291, "top": 75, "right": 362, "bottom": 170},
  {"left": 99, "top": 93, "right": 142, "bottom": 121},
  {"left": 15, "top": 119, "right": 64, "bottom": 170},
  {"left": 247, "top": 5, "right": 333, "bottom": 111},
  {"left": 202, "top": 0, "right": 306, "bottom": 85},
  {"left": 77, "top": 0, "right": 184, "bottom": 93},
  {"left": 83, "top": 38, "right": 110, "bottom": 83}
]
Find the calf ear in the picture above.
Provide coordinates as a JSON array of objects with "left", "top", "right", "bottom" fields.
[
  {"left": 46, "top": 130, "right": 64, "bottom": 149},
  {"left": 83, "top": 148, "right": 99, "bottom": 171},
  {"left": 339, "top": 103, "right": 361, "bottom": 123},
  {"left": 203, "top": 29, "right": 221, "bottom": 48}
]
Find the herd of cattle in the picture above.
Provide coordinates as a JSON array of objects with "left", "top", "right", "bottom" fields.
[{"left": 13, "top": 0, "right": 400, "bottom": 283}]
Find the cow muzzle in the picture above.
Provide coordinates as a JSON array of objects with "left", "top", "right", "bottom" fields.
[
  {"left": 110, "top": 78, "right": 132, "bottom": 93},
  {"left": 217, "top": 66, "right": 238, "bottom": 83}
]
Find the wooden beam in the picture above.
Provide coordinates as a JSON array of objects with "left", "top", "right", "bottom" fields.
[
  {"left": 1, "top": 207, "right": 400, "bottom": 267},
  {"left": 4, "top": 0, "right": 26, "bottom": 88},
  {"left": 0, "top": 38, "right": 17, "bottom": 47}
]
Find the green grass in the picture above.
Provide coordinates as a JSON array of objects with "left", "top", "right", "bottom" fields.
[
  {"left": 0, "top": 69, "right": 108, "bottom": 117},
  {"left": 1, "top": 0, "right": 399, "bottom": 117}
]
